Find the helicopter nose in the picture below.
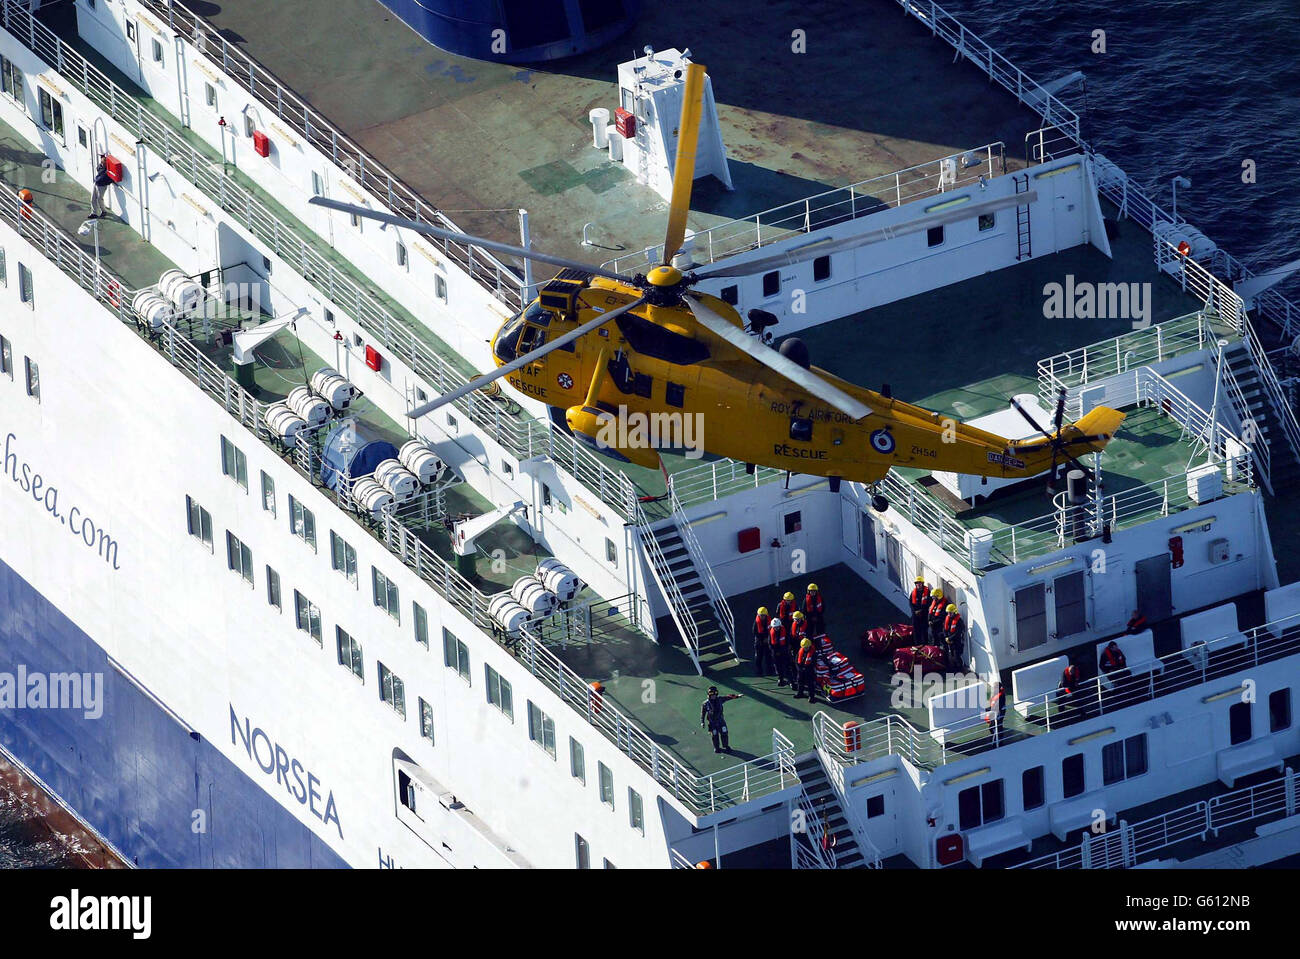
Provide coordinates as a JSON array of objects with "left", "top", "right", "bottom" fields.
[{"left": 493, "top": 330, "right": 517, "bottom": 364}]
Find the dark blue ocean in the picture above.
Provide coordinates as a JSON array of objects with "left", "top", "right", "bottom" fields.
[
  {"left": 3, "top": 0, "right": 1298, "bottom": 868},
  {"left": 942, "top": 0, "right": 1300, "bottom": 298}
]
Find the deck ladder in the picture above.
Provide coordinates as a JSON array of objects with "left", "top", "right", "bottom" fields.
[{"left": 1014, "top": 172, "right": 1032, "bottom": 261}]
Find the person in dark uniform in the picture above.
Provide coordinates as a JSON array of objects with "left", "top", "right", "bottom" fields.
[
  {"left": 753, "top": 606, "right": 773, "bottom": 677},
  {"left": 700, "top": 686, "right": 743, "bottom": 753},
  {"left": 803, "top": 583, "right": 825, "bottom": 636},
  {"left": 927, "top": 587, "right": 948, "bottom": 646},
  {"left": 909, "top": 577, "right": 931, "bottom": 640},
  {"left": 985, "top": 681, "right": 1006, "bottom": 744},
  {"left": 769, "top": 617, "right": 793, "bottom": 688},
  {"left": 794, "top": 637, "right": 823, "bottom": 703},
  {"left": 942, "top": 604, "right": 966, "bottom": 670}
]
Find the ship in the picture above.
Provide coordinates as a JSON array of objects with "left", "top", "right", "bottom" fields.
[{"left": 1, "top": 0, "right": 1299, "bottom": 870}]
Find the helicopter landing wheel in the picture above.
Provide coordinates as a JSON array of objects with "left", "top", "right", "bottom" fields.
[{"left": 870, "top": 487, "right": 889, "bottom": 513}]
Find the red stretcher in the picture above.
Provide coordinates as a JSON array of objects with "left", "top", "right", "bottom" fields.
[{"left": 810, "top": 634, "right": 868, "bottom": 703}]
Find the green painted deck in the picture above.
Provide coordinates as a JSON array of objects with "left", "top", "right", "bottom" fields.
[
  {"left": 195, "top": 0, "right": 1046, "bottom": 268},
  {"left": 0, "top": 115, "right": 174, "bottom": 290}
]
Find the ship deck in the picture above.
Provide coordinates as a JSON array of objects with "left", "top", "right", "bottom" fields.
[{"left": 194, "top": 0, "right": 1047, "bottom": 268}]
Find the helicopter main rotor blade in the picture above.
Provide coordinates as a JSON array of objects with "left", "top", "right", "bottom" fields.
[
  {"left": 661, "top": 62, "right": 708, "bottom": 266},
  {"left": 308, "top": 196, "right": 629, "bottom": 283},
  {"left": 689, "top": 191, "right": 1037, "bottom": 281},
  {"left": 685, "top": 294, "right": 872, "bottom": 421},
  {"left": 409, "top": 296, "right": 648, "bottom": 419},
  {"left": 1008, "top": 395, "right": 1094, "bottom": 480}
]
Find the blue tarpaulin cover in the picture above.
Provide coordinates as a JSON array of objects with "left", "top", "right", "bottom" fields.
[{"left": 319, "top": 420, "right": 399, "bottom": 491}]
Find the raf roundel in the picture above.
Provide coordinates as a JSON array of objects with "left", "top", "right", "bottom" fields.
[
  {"left": 870, "top": 428, "right": 896, "bottom": 454},
  {"left": 557, "top": 372, "right": 574, "bottom": 390}
]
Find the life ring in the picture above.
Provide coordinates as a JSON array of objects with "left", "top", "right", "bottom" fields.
[{"left": 106, "top": 280, "right": 121, "bottom": 308}]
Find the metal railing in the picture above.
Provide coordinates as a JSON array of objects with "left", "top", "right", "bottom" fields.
[
  {"left": 605, "top": 141, "right": 1006, "bottom": 274},
  {"left": 814, "top": 613, "right": 1300, "bottom": 771},
  {"left": 668, "top": 480, "right": 736, "bottom": 654},
  {"left": 1037, "top": 311, "right": 1212, "bottom": 399},
  {"left": 895, "top": 1, "right": 1081, "bottom": 142},
  {"left": 136, "top": 0, "right": 521, "bottom": 307},
  {"left": 633, "top": 503, "right": 703, "bottom": 672},
  {"left": 1014, "top": 767, "right": 1296, "bottom": 869}
]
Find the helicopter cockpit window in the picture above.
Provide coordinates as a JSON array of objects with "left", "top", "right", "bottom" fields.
[{"left": 518, "top": 324, "right": 547, "bottom": 353}]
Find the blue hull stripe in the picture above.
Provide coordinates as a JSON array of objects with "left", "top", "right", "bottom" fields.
[{"left": 0, "top": 556, "right": 348, "bottom": 868}]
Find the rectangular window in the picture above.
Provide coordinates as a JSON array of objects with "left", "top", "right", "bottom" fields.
[
  {"left": 294, "top": 591, "right": 322, "bottom": 645},
  {"left": 575, "top": 834, "right": 590, "bottom": 869},
  {"left": 336, "top": 627, "right": 364, "bottom": 681},
  {"left": 379, "top": 662, "right": 405, "bottom": 717},
  {"left": 38, "top": 88, "right": 63, "bottom": 139},
  {"left": 0, "top": 334, "right": 11, "bottom": 379},
  {"left": 0, "top": 248, "right": 6, "bottom": 285},
  {"left": 570, "top": 738, "right": 585, "bottom": 784},
  {"left": 419, "top": 698, "right": 435, "bottom": 744},
  {"left": 350, "top": 211, "right": 361, "bottom": 229},
  {"left": 1229, "top": 701, "right": 1252, "bottom": 745},
  {"left": 373, "top": 567, "right": 400, "bottom": 622},
  {"left": 185, "top": 495, "right": 213, "bottom": 550},
  {"left": 762, "top": 270, "right": 780, "bottom": 297},
  {"left": 225, "top": 531, "right": 253, "bottom": 586},
  {"left": 1022, "top": 765, "right": 1045, "bottom": 811},
  {"left": 413, "top": 602, "right": 429, "bottom": 648},
  {"left": 151, "top": 37, "right": 164, "bottom": 65},
  {"left": 605, "top": 538, "right": 617, "bottom": 566},
  {"left": 628, "top": 788, "right": 644, "bottom": 834},
  {"left": 866, "top": 795, "right": 885, "bottom": 818},
  {"left": 443, "top": 628, "right": 470, "bottom": 683},
  {"left": 1062, "top": 753, "right": 1086, "bottom": 799},
  {"left": 260, "top": 471, "right": 275, "bottom": 516},
  {"left": 1269, "top": 688, "right": 1292, "bottom": 733},
  {"left": 204, "top": 82, "right": 217, "bottom": 109},
  {"left": 396, "top": 240, "right": 408, "bottom": 268},
  {"left": 666, "top": 381, "right": 685, "bottom": 408},
  {"left": 288, "top": 495, "right": 316, "bottom": 551},
  {"left": 434, "top": 274, "right": 448, "bottom": 302},
  {"left": 265, "top": 566, "right": 281, "bottom": 610},
  {"left": 528, "top": 701, "right": 556, "bottom": 758},
  {"left": 330, "top": 531, "right": 358, "bottom": 586},
  {"left": 220, "top": 436, "right": 248, "bottom": 491},
  {"left": 126, "top": 21, "right": 136, "bottom": 42},
  {"left": 927, "top": 225, "right": 944, "bottom": 247},
  {"left": 311, "top": 171, "right": 324, "bottom": 196},
  {"left": 20, "top": 356, "right": 36, "bottom": 397},
  {"left": 979, "top": 212, "right": 996, "bottom": 231},
  {"left": 720, "top": 284, "right": 738, "bottom": 305},
  {"left": 1, "top": 56, "right": 23, "bottom": 106},
  {"left": 957, "top": 779, "right": 1005, "bottom": 829},
  {"left": 598, "top": 762, "right": 614, "bottom": 808},
  {"left": 19, "top": 264, "right": 33, "bottom": 308},
  {"left": 1102, "top": 734, "right": 1148, "bottom": 785},
  {"left": 485, "top": 664, "right": 514, "bottom": 721},
  {"left": 812, "top": 254, "right": 830, "bottom": 282}
]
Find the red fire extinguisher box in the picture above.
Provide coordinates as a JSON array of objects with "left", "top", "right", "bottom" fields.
[
  {"left": 365, "top": 345, "right": 382, "bottom": 372},
  {"left": 613, "top": 107, "right": 636, "bottom": 138},
  {"left": 103, "top": 154, "right": 124, "bottom": 183},
  {"left": 252, "top": 130, "right": 271, "bottom": 158}
]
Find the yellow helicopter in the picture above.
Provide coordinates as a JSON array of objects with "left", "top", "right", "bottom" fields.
[{"left": 310, "top": 63, "right": 1124, "bottom": 507}]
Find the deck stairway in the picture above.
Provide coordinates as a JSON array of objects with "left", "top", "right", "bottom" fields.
[
  {"left": 1218, "top": 339, "right": 1300, "bottom": 492},
  {"left": 637, "top": 510, "right": 736, "bottom": 674},
  {"left": 792, "top": 754, "right": 872, "bottom": 869}
]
